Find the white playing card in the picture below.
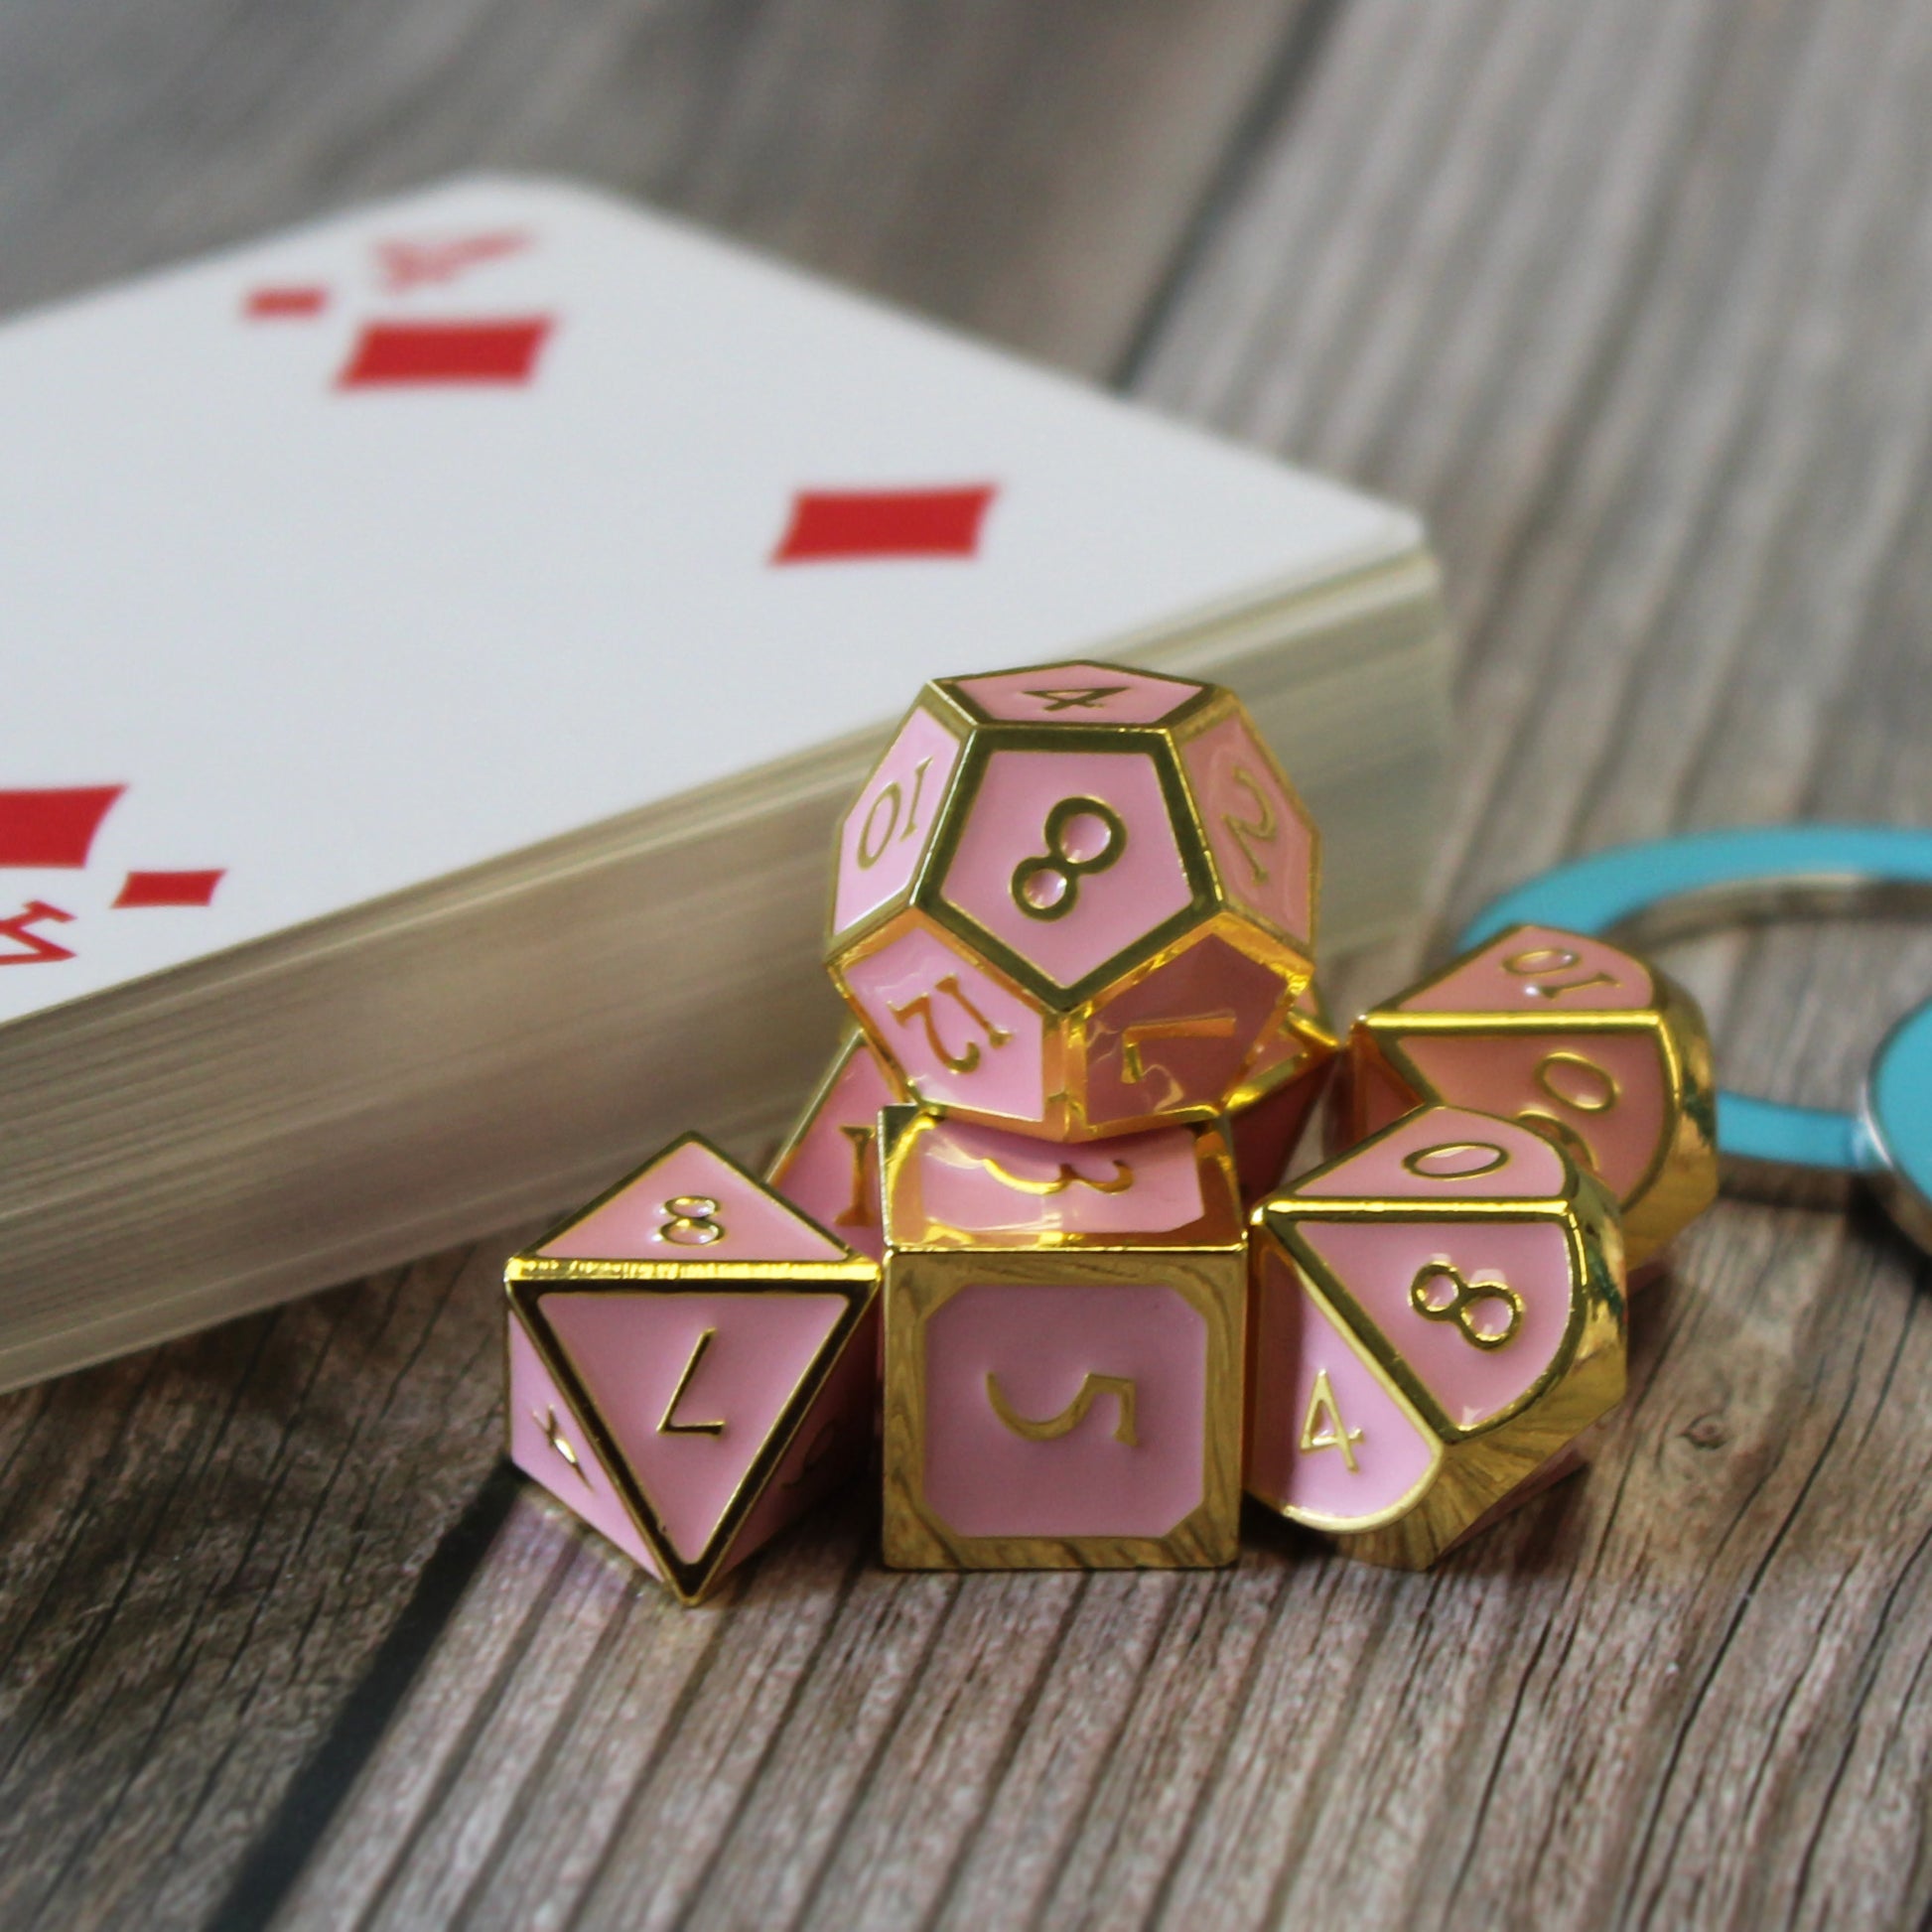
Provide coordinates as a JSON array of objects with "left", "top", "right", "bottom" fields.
[{"left": 0, "top": 175, "right": 1419, "bottom": 1025}]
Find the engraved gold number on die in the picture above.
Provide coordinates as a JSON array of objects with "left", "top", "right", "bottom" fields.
[
  {"left": 987, "top": 1371, "right": 1140, "bottom": 1447},
  {"left": 1023, "top": 684, "right": 1128, "bottom": 712},
  {"left": 891, "top": 975, "right": 1013, "bottom": 1074},
  {"left": 836, "top": 1124, "right": 877, "bottom": 1227},
  {"left": 1221, "top": 766, "right": 1278, "bottom": 884},
  {"left": 1502, "top": 943, "right": 1621, "bottom": 1002},
  {"left": 1011, "top": 796, "right": 1127, "bottom": 921},
  {"left": 856, "top": 756, "right": 934, "bottom": 869},
  {"left": 659, "top": 1195, "right": 725, "bottom": 1245},
  {"left": 534, "top": 1405, "right": 592, "bottom": 1484},
  {"left": 977, "top": 1155, "right": 1135, "bottom": 1196},
  {"left": 1299, "top": 1369, "right": 1363, "bottom": 1471},
  {"left": 1409, "top": 1262, "right": 1524, "bottom": 1350},
  {"left": 659, "top": 1327, "right": 728, "bottom": 1437},
  {"left": 1120, "top": 1012, "right": 1238, "bottom": 1083}
]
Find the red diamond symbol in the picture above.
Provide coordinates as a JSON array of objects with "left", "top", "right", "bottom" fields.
[
  {"left": 114, "top": 870, "right": 224, "bottom": 908},
  {"left": 337, "top": 319, "right": 554, "bottom": 388},
  {"left": 0, "top": 787, "right": 124, "bottom": 868},
  {"left": 770, "top": 485, "right": 997, "bottom": 564},
  {"left": 245, "top": 286, "right": 329, "bottom": 319}
]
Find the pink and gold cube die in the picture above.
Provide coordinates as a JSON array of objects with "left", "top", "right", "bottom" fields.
[
  {"left": 827, "top": 659, "right": 1316, "bottom": 1142},
  {"left": 878, "top": 1105, "right": 1246, "bottom": 1570},
  {"left": 766, "top": 1032, "right": 902, "bottom": 1261},
  {"left": 504, "top": 1134, "right": 878, "bottom": 1605},
  {"left": 1340, "top": 925, "right": 1716, "bottom": 1269},
  {"left": 1248, "top": 1106, "right": 1625, "bottom": 1570},
  {"left": 1226, "top": 981, "right": 1339, "bottom": 1202}
]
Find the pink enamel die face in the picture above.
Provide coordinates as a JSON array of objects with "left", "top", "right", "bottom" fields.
[
  {"left": 949, "top": 663, "right": 1200, "bottom": 725},
  {"left": 1376, "top": 927, "right": 1670, "bottom": 1203},
  {"left": 940, "top": 749, "right": 1192, "bottom": 987},
  {"left": 842, "top": 924, "right": 1047, "bottom": 1123},
  {"left": 1179, "top": 711, "right": 1315, "bottom": 947},
  {"left": 768, "top": 1036, "right": 899, "bottom": 1259},
  {"left": 921, "top": 1282, "right": 1208, "bottom": 1537},
  {"left": 541, "top": 1139, "right": 849, "bottom": 1266},
  {"left": 899, "top": 1115, "right": 1209, "bottom": 1244},
  {"left": 832, "top": 706, "right": 962, "bottom": 939},
  {"left": 1247, "top": 1248, "right": 1441, "bottom": 1530}
]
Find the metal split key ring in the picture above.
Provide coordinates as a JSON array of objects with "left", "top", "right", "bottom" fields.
[{"left": 1462, "top": 826, "right": 1932, "bottom": 1251}]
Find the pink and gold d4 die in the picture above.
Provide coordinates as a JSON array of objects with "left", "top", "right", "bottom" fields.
[
  {"left": 879, "top": 1105, "right": 1246, "bottom": 1570},
  {"left": 504, "top": 1134, "right": 878, "bottom": 1605},
  {"left": 1338, "top": 923, "right": 1716, "bottom": 1268},
  {"left": 1248, "top": 1105, "right": 1626, "bottom": 1571},
  {"left": 826, "top": 660, "right": 1317, "bottom": 1142},
  {"left": 765, "top": 1031, "right": 902, "bottom": 1261}
]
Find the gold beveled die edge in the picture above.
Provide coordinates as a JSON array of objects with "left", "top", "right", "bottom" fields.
[
  {"left": 880, "top": 1241, "right": 1246, "bottom": 1571},
  {"left": 931, "top": 656, "right": 1208, "bottom": 730},
  {"left": 504, "top": 1266, "right": 880, "bottom": 1606},
  {"left": 823, "top": 689, "right": 974, "bottom": 956},
  {"left": 911, "top": 722, "right": 1223, "bottom": 1012},
  {"left": 1226, "top": 981, "right": 1341, "bottom": 1114},
  {"left": 765, "top": 1029, "right": 910, "bottom": 1194},
  {"left": 877, "top": 1102, "right": 1247, "bottom": 1254},
  {"left": 1242, "top": 1232, "right": 1446, "bottom": 1534},
  {"left": 1162, "top": 683, "right": 1323, "bottom": 961},
  {"left": 506, "top": 1129, "right": 872, "bottom": 1280}
]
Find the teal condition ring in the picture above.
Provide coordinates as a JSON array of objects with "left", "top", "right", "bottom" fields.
[{"left": 1461, "top": 827, "right": 1932, "bottom": 1247}]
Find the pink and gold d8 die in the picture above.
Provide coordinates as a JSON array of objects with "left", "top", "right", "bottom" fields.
[
  {"left": 505, "top": 1134, "right": 877, "bottom": 1605},
  {"left": 766, "top": 1031, "right": 902, "bottom": 1261},
  {"left": 879, "top": 1105, "right": 1246, "bottom": 1569},
  {"left": 1248, "top": 1105, "right": 1625, "bottom": 1571},
  {"left": 1339, "top": 924, "right": 1716, "bottom": 1268},
  {"left": 1226, "top": 981, "right": 1339, "bottom": 1202},
  {"left": 826, "top": 659, "right": 1316, "bottom": 1142}
]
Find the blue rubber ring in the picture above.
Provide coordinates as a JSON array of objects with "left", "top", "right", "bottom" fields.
[{"left": 1460, "top": 826, "right": 1932, "bottom": 1174}]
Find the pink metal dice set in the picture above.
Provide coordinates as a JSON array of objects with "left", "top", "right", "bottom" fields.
[{"left": 504, "top": 662, "right": 1719, "bottom": 1601}]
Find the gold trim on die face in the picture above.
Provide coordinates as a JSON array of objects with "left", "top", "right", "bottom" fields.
[
  {"left": 878, "top": 1104, "right": 1247, "bottom": 1253},
  {"left": 1349, "top": 926, "right": 1718, "bottom": 1268},
  {"left": 502, "top": 1131, "right": 879, "bottom": 1605},
  {"left": 878, "top": 1103, "right": 1246, "bottom": 1571},
  {"left": 1247, "top": 1112, "right": 1627, "bottom": 1570}
]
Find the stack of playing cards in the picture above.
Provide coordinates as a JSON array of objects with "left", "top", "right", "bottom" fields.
[{"left": 0, "top": 176, "right": 1448, "bottom": 1390}]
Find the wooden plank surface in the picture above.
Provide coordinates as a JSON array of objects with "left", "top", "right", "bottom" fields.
[{"left": 7, "top": 0, "right": 1932, "bottom": 1926}]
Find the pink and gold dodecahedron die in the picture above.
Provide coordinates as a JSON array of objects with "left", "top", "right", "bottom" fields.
[
  {"left": 504, "top": 1134, "right": 878, "bottom": 1604},
  {"left": 1248, "top": 1105, "right": 1626, "bottom": 1570},
  {"left": 878, "top": 1104, "right": 1246, "bottom": 1570},
  {"left": 826, "top": 660, "right": 1317, "bottom": 1142},
  {"left": 766, "top": 1031, "right": 903, "bottom": 1261},
  {"left": 1226, "top": 980, "right": 1339, "bottom": 1202},
  {"left": 1337, "top": 924, "right": 1716, "bottom": 1269}
]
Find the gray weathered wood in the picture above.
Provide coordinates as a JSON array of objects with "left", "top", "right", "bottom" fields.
[{"left": 10, "top": 0, "right": 1932, "bottom": 1925}]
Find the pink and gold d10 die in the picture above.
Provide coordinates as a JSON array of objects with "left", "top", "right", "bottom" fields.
[
  {"left": 1226, "top": 981, "right": 1339, "bottom": 1202},
  {"left": 879, "top": 1104, "right": 1246, "bottom": 1569},
  {"left": 1249, "top": 1105, "right": 1625, "bottom": 1570},
  {"left": 504, "top": 1134, "right": 877, "bottom": 1605},
  {"left": 766, "top": 1032, "right": 902, "bottom": 1261},
  {"left": 1339, "top": 924, "right": 1716, "bottom": 1268},
  {"left": 827, "top": 660, "right": 1316, "bottom": 1142}
]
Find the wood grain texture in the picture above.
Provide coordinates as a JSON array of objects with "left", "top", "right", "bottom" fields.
[{"left": 9, "top": 0, "right": 1932, "bottom": 1926}]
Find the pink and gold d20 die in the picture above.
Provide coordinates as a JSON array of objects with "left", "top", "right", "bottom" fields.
[
  {"left": 1226, "top": 981, "right": 1339, "bottom": 1202},
  {"left": 879, "top": 1105, "right": 1246, "bottom": 1569},
  {"left": 1249, "top": 1105, "right": 1625, "bottom": 1570},
  {"left": 504, "top": 1134, "right": 877, "bottom": 1605},
  {"left": 766, "top": 1031, "right": 902, "bottom": 1261},
  {"left": 1340, "top": 924, "right": 1716, "bottom": 1268},
  {"left": 827, "top": 659, "right": 1316, "bottom": 1142}
]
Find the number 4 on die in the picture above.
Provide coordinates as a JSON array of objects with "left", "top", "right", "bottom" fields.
[{"left": 503, "top": 1134, "right": 878, "bottom": 1604}]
